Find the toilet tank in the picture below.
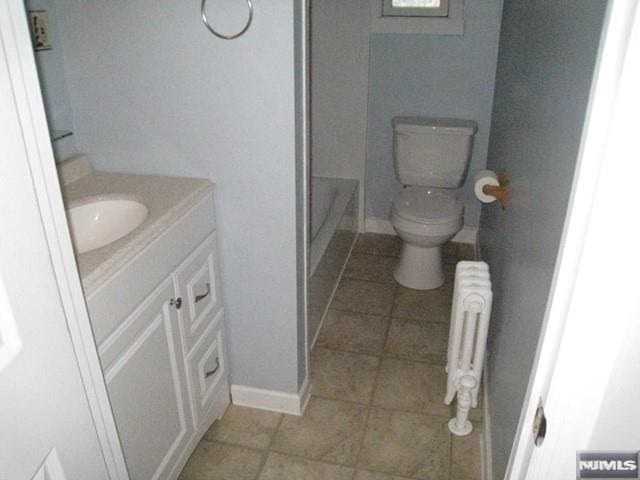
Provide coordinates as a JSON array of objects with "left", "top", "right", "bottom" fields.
[{"left": 393, "top": 117, "right": 478, "bottom": 188}]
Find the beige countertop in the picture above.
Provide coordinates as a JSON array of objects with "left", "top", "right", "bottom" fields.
[{"left": 60, "top": 157, "right": 213, "bottom": 295}]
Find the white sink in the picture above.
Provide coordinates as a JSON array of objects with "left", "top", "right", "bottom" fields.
[{"left": 66, "top": 199, "right": 149, "bottom": 254}]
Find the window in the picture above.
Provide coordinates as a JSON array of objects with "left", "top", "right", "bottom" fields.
[
  {"left": 370, "top": 0, "right": 464, "bottom": 36},
  {"left": 382, "top": 0, "right": 450, "bottom": 18}
]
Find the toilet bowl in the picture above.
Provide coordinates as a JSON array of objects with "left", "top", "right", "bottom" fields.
[
  {"left": 391, "top": 187, "right": 463, "bottom": 290},
  {"left": 389, "top": 116, "right": 476, "bottom": 290}
]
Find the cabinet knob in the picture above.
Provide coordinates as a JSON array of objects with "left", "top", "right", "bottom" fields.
[{"left": 170, "top": 297, "right": 182, "bottom": 309}]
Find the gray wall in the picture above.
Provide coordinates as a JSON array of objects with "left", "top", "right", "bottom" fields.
[
  {"left": 480, "top": 2, "right": 607, "bottom": 477},
  {"left": 311, "top": 0, "right": 370, "bottom": 182},
  {"left": 25, "top": 0, "right": 77, "bottom": 160},
  {"left": 55, "top": 0, "right": 306, "bottom": 394},
  {"left": 365, "top": 0, "right": 503, "bottom": 226}
]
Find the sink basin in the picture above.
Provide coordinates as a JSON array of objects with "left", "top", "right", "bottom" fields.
[{"left": 66, "top": 199, "right": 149, "bottom": 254}]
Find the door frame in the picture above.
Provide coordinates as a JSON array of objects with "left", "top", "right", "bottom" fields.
[
  {"left": 506, "top": 0, "right": 640, "bottom": 478},
  {"left": 1, "top": 2, "right": 129, "bottom": 478}
]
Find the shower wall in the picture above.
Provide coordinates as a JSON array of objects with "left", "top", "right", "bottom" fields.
[{"left": 310, "top": 0, "right": 370, "bottom": 226}]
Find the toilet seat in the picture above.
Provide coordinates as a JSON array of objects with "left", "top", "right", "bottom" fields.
[
  {"left": 391, "top": 209, "right": 462, "bottom": 238},
  {"left": 392, "top": 187, "right": 463, "bottom": 225}
]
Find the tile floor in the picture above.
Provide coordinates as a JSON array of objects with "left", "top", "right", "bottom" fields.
[{"left": 180, "top": 234, "right": 482, "bottom": 480}]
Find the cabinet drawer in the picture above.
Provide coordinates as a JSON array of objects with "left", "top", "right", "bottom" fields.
[
  {"left": 174, "top": 233, "right": 222, "bottom": 352},
  {"left": 186, "top": 309, "right": 228, "bottom": 427}
]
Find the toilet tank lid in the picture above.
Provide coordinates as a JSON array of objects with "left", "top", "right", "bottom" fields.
[{"left": 393, "top": 117, "right": 478, "bottom": 135}]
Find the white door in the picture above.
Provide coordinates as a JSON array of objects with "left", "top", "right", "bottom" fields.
[{"left": 0, "top": 10, "right": 114, "bottom": 480}]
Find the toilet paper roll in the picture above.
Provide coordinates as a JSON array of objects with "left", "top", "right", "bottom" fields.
[{"left": 474, "top": 170, "right": 500, "bottom": 203}]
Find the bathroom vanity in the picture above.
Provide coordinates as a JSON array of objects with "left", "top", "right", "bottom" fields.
[{"left": 59, "top": 156, "right": 230, "bottom": 479}]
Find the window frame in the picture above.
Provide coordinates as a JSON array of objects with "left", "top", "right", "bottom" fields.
[{"left": 370, "top": 0, "right": 464, "bottom": 36}]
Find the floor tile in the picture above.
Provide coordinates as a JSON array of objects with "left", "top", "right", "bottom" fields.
[
  {"left": 309, "top": 272, "right": 338, "bottom": 311},
  {"left": 357, "top": 408, "right": 450, "bottom": 480},
  {"left": 450, "top": 428, "right": 483, "bottom": 480},
  {"left": 372, "top": 358, "right": 449, "bottom": 417},
  {"left": 344, "top": 253, "right": 398, "bottom": 284},
  {"left": 180, "top": 441, "right": 264, "bottom": 480},
  {"left": 443, "top": 262, "right": 456, "bottom": 284},
  {"left": 312, "top": 348, "right": 380, "bottom": 404},
  {"left": 442, "top": 242, "right": 477, "bottom": 265},
  {"left": 441, "top": 242, "right": 458, "bottom": 264},
  {"left": 470, "top": 385, "right": 485, "bottom": 421},
  {"left": 354, "top": 233, "right": 402, "bottom": 257},
  {"left": 392, "top": 285, "right": 452, "bottom": 323},
  {"left": 204, "top": 404, "right": 282, "bottom": 450},
  {"left": 271, "top": 397, "right": 368, "bottom": 466},
  {"left": 354, "top": 470, "right": 412, "bottom": 480},
  {"left": 259, "top": 452, "right": 354, "bottom": 480},
  {"left": 384, "top": 318, "right": 448, "bottom": 364},
  {"left": 316, "top": 310, "right": 389, "bottom": 356},
  {"left": 331, "top": 279, "right": 396, "bottom": 316},
  {"left": 308, "top": 304, "right": 325, "bottom": 346}
]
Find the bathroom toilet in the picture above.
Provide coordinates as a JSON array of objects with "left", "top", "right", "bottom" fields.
[{"left": 390, "top": 117, "right": 477, "bottom": 290}]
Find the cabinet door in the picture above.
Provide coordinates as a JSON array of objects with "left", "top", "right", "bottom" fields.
[{"left": 100, "top": 278, "right": 193, "bottom": 480}]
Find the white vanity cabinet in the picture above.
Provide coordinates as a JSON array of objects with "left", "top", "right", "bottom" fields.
[{"left": 86, "top": 192, "right": 230, "bottom": 480}]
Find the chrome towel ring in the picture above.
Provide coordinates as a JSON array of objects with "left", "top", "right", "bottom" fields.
[{"left": 201, "top": 0, "right": 253, "bottom": 40}]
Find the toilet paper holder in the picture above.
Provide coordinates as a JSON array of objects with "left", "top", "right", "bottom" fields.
[{"left": 482, "top": 170, "right": 510, "bottom": 210}]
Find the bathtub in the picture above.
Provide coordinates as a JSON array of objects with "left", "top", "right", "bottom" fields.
[{"left": 308, "top": 177, "right": 358, "bottom": 345}]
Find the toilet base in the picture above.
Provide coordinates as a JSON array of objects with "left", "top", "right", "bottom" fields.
[{"left": 394, "top": 242, "right": 444, "bottom": 290}]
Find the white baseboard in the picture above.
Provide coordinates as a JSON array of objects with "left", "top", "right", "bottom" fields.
[
  {"left": 481, "top": 366, "right": 493, "bottom": 480},
  {"left": 231, "top": 378, "right": 312, "bottom": 416},
  {"left": 364, "top": 216, "right": 478, "bottom": 245}
]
